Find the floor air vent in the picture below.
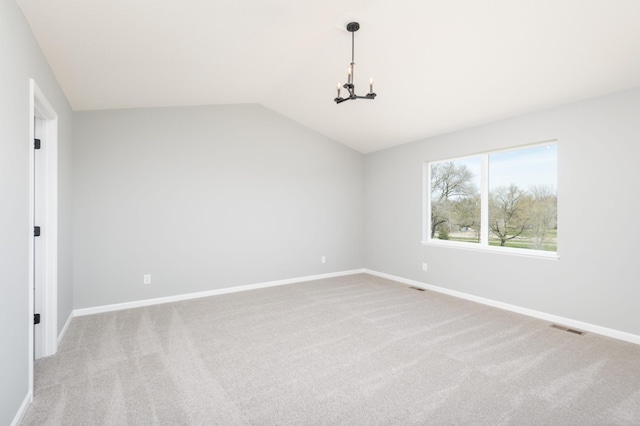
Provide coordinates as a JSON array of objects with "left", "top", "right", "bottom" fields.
[
  {"left": 408, "top": 286, "right": 426, "bottom": 292},
  {"left": 550, "top": 324, "right": 585, "bottom": 335}
]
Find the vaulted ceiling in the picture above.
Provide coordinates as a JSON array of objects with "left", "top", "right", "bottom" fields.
[{"left": 18, "top": 0, "right": 640, "bottom": 153}]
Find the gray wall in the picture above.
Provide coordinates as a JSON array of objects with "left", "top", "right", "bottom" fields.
[
  {"left": 73, "top": 105, "right": 364, "bottom": 308},
  {"left": 365, "top": 88, "right": 640, "bottom": 336},
  {"left": 0, "top": 2, "right": 74, "bottom": 424}
]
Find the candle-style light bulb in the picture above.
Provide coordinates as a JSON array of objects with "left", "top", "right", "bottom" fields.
[
  {"left": 347, "top": 66, "right": 352, "bottom": 84},
  {"left": 369, "top": 77, "right": 374, "bottom": 93},
  {"left": 337, "top": 82, "right": 341, "bottom": 98}
]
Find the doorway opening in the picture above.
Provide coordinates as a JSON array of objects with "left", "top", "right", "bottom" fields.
[{"left": 28, "top": 79, "right": 58, "bottom": 397}]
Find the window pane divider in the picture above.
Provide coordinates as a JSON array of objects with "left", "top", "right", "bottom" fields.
[{"left": 480, "top": 154, "right": 489, "bottom": 246}]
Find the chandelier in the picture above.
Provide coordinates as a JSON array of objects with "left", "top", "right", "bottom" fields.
[{"left": 334, "top": 22, "right": 376, "bottom": 104}]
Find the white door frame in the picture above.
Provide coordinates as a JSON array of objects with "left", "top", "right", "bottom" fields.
[{"left": 28, "top": 79, "right": 58, "bottom": 396}]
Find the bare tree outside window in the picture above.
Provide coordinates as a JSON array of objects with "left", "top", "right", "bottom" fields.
[
  {"left": 430, "top": 159, "right": 480, "bottom": 242},
  {"left": 526, "top": 185, "right": 557, "bottom": 250},
  {"left": 489, "top": 184, "right": 529, "bottom": 246}
]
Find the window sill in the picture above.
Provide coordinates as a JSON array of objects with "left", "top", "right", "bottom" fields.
[{"left": 420, "top": 239, "right": 559, "bottom": 260}]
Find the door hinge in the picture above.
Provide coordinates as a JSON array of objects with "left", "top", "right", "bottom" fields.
[
  {"left": 34, "top": 313, "right": 41, "bottom": 325},
  {"left": 34, "top": 138, "right": 41, "bottom": 150},
  {"left": 34, "top": 226, "right": 41, "bottom": 237}
]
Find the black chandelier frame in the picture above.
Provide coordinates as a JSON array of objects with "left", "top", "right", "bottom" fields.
[{"left": 334, "top": 22, "right": 376, "bottom": 104}]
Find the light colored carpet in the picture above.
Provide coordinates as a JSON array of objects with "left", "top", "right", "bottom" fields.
[{"left": 22, "top": 273, "right": 640, "bottom": 425}]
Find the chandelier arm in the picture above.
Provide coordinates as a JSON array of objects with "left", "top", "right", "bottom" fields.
[{"left": 334, "top": 92, "right": 376, "bottom": 104}]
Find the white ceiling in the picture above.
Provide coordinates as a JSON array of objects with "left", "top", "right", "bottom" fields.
[{"left": 18, "top": 0, "right": 640, "bottom": 153}]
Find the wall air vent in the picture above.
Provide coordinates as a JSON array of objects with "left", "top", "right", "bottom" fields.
[{"left": 550, "top": 324, "right": 585, "bottom": 335}]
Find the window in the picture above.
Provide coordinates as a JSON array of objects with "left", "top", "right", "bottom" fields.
[{"left": 424, "top": 142, "right": 558, "bottom": 257}]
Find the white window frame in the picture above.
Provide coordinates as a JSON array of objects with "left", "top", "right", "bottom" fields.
[{"left": 422, "top": 141, "right": 558, "bottom": 260}]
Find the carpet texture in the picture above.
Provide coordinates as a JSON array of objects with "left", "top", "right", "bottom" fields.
[{"left": 22, "top": 274, "right": 640, "bottom": 425}]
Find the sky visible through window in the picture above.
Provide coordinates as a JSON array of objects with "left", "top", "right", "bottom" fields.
[{"left": 453, "top": 144, "right": 557, "bottom": 192}]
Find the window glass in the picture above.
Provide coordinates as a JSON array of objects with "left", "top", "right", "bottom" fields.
[
  {"left": 430, "top": 157, "right": 481, "bottom": 243},
  {"left": 426, "top": 142, "right": 557, "bottom": 256},
  {"left": 489, "top": 145, "right": 557, "bottom": 251}
]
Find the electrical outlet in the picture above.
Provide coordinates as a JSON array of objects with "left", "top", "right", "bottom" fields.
[
  {"left": 321, "top": 256, "right": 326, "bottom": 264},
  {"left": 422, "top": 263, "right": 428, "bottom": 272},
  {"left": 143, "top": 274, "right": 151, "bottom": 284}
]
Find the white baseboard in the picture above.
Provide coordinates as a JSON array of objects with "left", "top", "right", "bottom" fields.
[
  {"left": 11, "top": 392, "right": 32, "bottom": 426},
  {"left": 58, "top": 311, "right": 74, "bottom": 347},
  {"left": 74, "top": 269, "right": 366, "bottom": 317},
  {"left": 364, "top": 269, "right": 640, "bottom": 346},
  {"left": 70, "top": 267, "right": 640, "bottom": 344}
]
